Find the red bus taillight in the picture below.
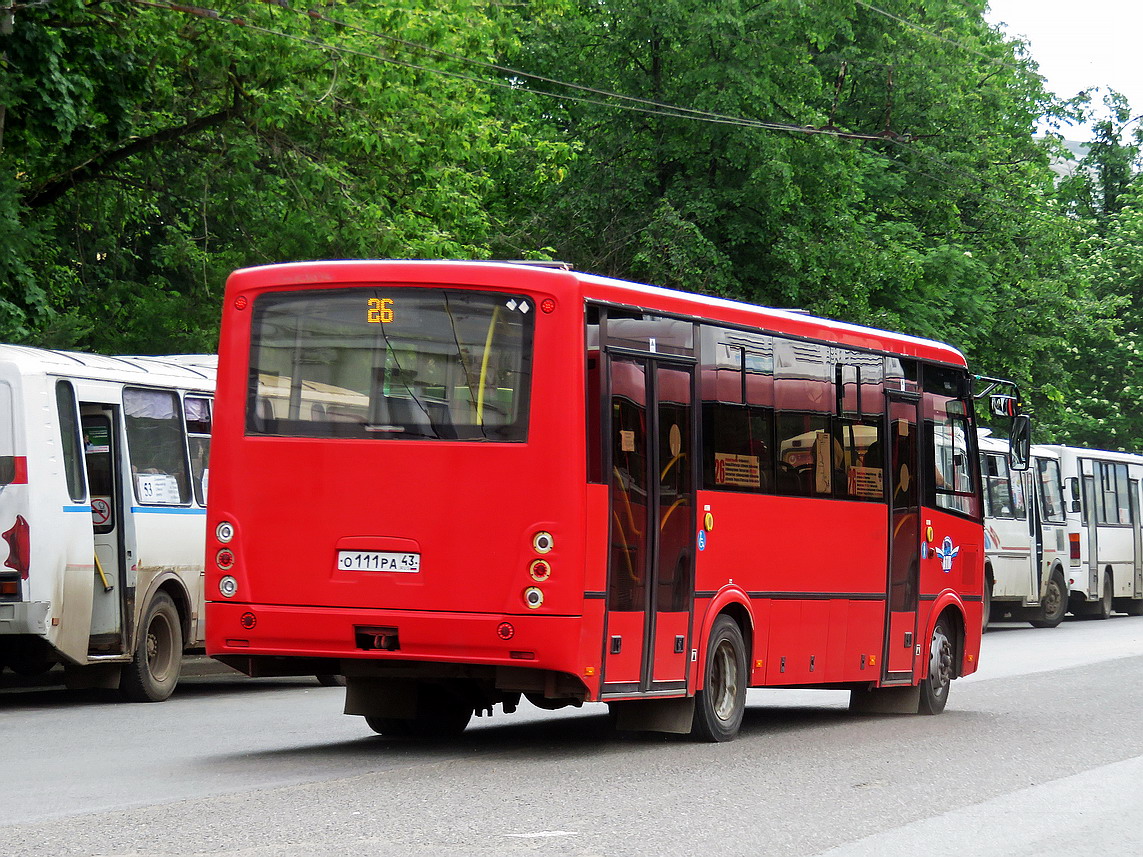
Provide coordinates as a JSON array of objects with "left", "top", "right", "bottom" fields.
[
  {"left": 2, "top": 515, "right": 30, "bottom": 579},
  {"left": 1069, "top": 532, "right": 1082, "bottom": 563},
  {"left": 215, "top": 520, "right": 239, "bottom": 597}
]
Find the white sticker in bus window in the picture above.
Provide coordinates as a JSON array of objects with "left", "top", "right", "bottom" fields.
[
  {"left": 136, "top": 473, "right": 182, "bottom": 505},
  {"left": 814, "top": 433, "right": 832, "bottom": 493},
  {"left": 620, "top": 430, "right": 636, "bottom": 453},
  {"left": 848, "top": 467, "right": 884, "bottom": 499}
]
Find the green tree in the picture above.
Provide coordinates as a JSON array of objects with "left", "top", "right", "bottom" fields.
[{"left": 1, "top": 0, "right": 569, "bottom": 351}]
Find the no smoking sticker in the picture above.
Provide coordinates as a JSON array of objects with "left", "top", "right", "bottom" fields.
[{"left": 91, "top": 498, "right": 111, "bottom": 526}]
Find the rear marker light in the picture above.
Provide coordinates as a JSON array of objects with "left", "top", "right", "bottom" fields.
[
  {"left": 497, "top": 622, "right": 515, "bottom": 640},
  {"left": 240, "top": 612, "right": 257, "bottom": 629},
  {"left": 216, "top": 521, "right": 235, "bottom": 543},
  {"left": 529, "top": 559, "right": 551, "bottom": 582},
  {"left": 234, "top": 296, "right": 249, "bottom": 310},
  {"left": 524, "top": 587, "right": 544, "bottom": 609},
  {"left": 219, "top": 575, "right": 238, "bottom": 598},
  {"left": 533, "top": 531, "right": 554, "bottom": 554},
  {"left": 540, "top": 298, "right": 556, "bottom": 314},
  {"left": 216, "top": 548, "right": 235, "bottom": 570}
]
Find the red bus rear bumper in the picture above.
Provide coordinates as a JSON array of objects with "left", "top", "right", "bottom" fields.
[{"left": 206, "top": 601, "right": 586, "bottom": 672}]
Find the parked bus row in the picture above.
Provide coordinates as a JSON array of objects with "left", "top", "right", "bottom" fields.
[
  {"left": 981, "top": 433, "right": 1143, "bottom": 628},
  {"left": 17, "top": 263, "right": 1098, "bottom": 732}
]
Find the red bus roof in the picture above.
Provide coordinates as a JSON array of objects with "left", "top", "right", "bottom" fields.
[{"left": 226, "top": 260, "right": 967, "bottom": 367}]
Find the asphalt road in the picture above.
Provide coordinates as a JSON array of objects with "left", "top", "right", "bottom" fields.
[{"left": 3, "top": 615, "right": 1143, "bottom": 856}]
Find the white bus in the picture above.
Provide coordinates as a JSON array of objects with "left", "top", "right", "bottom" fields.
[
  {"left": 979, "top": 434, "right": 1069, "bottom": 628},
  {"left": 0, "top": 345, "right": 214, "bottom": 700},
  {"left": 1050, "top": 445, "right": 1143, "bottom": 618}
]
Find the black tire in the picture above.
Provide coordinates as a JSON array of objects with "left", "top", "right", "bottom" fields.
[
  {"left": 1122, "top": 597, "right": 1143, "bottom": 617},
  {"left": 365, "top": 716, "right": 411, "bottom": 736},
  {"left": 1093, "top": 571, "right": 1114, "bottom": 620},
  {"left": 120, "top": 591, "right": 183, "bottom": 702},
  {"left": 691, "top": 615, "right": 747, "bottom": 742},
  {"left": 2, "top": 636, "right": 55, "bottom": 676},
  {"left": 316, "top": 674, "right": 346, "bottom": 687},
  {"left": 366, "top": 683, "right": 473, "bottom": 738},
  {"left": 918, "top": 614, "right": 955, "bottom": 715},
  {"left": 1030, "top": 569, "right": 1068, "bottom": 628}
]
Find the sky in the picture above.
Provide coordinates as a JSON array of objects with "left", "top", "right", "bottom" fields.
[{"left": 984, "top": 0, "right": 1143, "bottom": 140}]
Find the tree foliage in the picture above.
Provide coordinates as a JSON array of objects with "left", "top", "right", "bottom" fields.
[{"left": 2, "top": 0, "right": 1143, "bottom": 447}]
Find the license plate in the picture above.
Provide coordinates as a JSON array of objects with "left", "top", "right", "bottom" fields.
[{"left": 337, "top": 550, "right": 420, "bottom": 573}]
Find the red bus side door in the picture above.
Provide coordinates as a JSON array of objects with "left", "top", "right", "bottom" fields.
[{"left": 603, "top": 357, "right": 695, "bottom": 695}]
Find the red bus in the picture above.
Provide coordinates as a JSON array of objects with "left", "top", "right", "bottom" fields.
[{"left": 206, "top": 260, "right": 1023, "bottom": 741}]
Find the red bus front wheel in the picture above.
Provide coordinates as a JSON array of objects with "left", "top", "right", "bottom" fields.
[
  {"left": 691, "top": 615, "right": 747, "bottom": 742},
  {"left": 919, "top": 614, "right": 954, "bottom": 715}
]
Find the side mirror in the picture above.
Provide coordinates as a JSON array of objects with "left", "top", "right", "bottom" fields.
[
  {"left": 990, "top": 394, "right": 1019, "bottom": 418},
  {"left": 1068, "top": 476, "right": 1082, "bottom": 513},
  {"left": 1008, "top": 414, "right": 1031, "bottom": 471}
]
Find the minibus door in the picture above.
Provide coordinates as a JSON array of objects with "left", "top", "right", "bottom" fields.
[
  {"left": 1132, "top": 478, "right": 1142, "bottom": 598},
  {"left": 603, "top": 356, "right": 695, "bottom": 694},
  {"left": 81, "top": 408, "right": 126, "bottom": 655},
  {"left": 883, "top": 392, "right": 921, "bottom": 682},
  {"left": 1030, "top": 469, "right": 1044, "bottom": 601}
]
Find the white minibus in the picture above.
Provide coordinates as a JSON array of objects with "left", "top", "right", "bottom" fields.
[
  {"left": 980, "top": 434, "right": 1069, "bottom": 627},
  {"left": 1051, "top": 445, "right": 1143, "bottom": 618},
  {"left": 0, "top": 345, "right": 214, "bottom": 699}
]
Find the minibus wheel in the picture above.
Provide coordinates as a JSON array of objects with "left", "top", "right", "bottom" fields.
[
  {"left": 1093, "top": 571, "right": 1114, "bottom": 620},
  {"left": 691, "top": 615, "right": 747, "bottom": 742},
  {"left": 1030, "top": 569, "right": 1068, "bottom": 628},
  {"left": 120, "top": 591, "right": 183, "bottom": 702}
]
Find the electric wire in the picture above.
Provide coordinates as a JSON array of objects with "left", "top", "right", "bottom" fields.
[{"left": 121, "top": 0, "right": 908, "bottom": 142}]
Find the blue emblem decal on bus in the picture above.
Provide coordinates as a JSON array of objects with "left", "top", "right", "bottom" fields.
[
  {"left": 935, "top": 536, "right": 960, "bottom": 573},
  {"left": 697, "top": 530, "right": 707, "bottom": 551}
]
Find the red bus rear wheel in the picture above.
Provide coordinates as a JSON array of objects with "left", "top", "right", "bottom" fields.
[{"left": 365, "top": 683, "right": 473, "bottom": 738}]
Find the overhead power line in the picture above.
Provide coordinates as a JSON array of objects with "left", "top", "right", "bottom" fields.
[
  {"left": 108, "top": 0, "right": 1052, "bottom": 221},
  {"left": 121, "top": 0, "right": 913, "bottom": 143},
  {"left": 853, "top": 0, "right": 1034, "bottom": 77}
]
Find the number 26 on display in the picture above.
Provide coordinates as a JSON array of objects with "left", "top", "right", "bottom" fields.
[{"left": 367, "top": 297, "right": 394, "bottom": 324}]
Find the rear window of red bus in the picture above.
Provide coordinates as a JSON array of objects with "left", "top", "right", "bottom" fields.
[{"left": 246, "top": 287, "right": 534, "bottom": 441}]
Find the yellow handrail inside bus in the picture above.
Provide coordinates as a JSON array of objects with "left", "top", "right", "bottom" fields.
[
  {"left": 612, "top": 467, "right": 643, "bottom": 538},
  {"left": 94, "top": 553, "right": 113, "bottom": 592},
  {"left": 612, "top": 467, "right": 645, "bottom": 582},
  {"left": 476, "top": 306, "right": 501, "bottom": 424},
  {"left": 611, "top": 509, "right": 637, "bottom": 582},
  {"left": 660, "top": 451, "right": 686, "bottom": 482},
  {"left": 660, "top": 497, "right": 687, "bottom": 532}
]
